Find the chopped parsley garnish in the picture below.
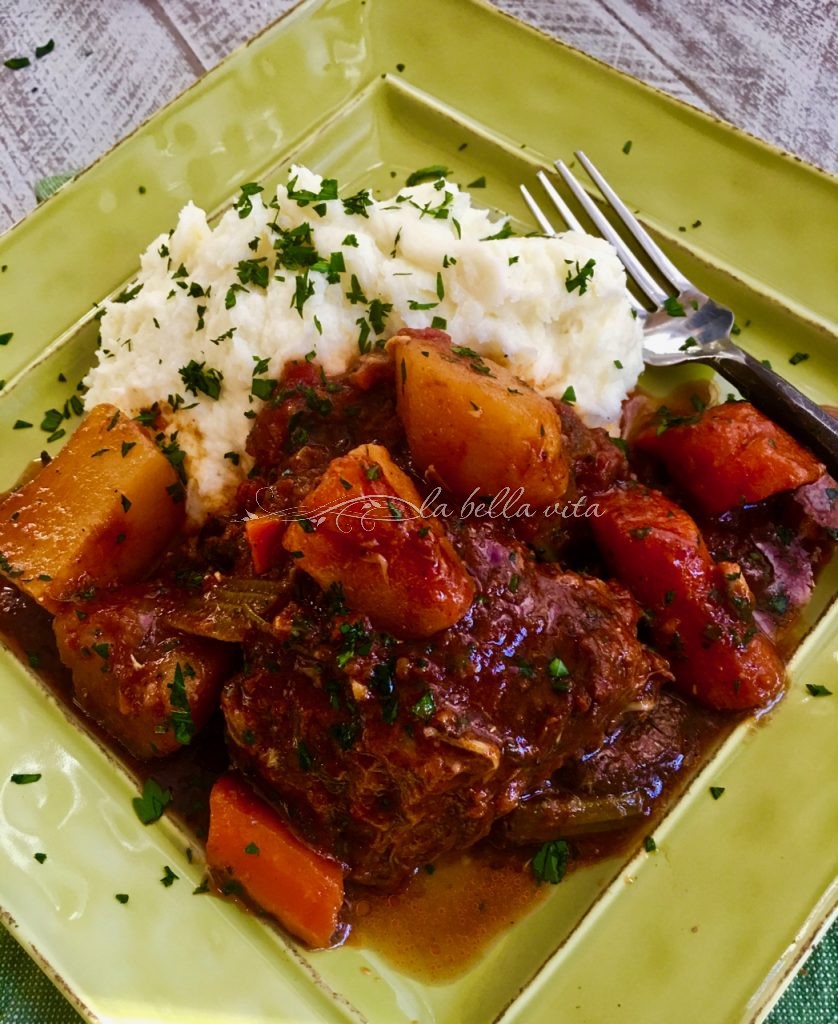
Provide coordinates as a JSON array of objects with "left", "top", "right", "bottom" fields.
[
  {"left": 291, "top": 271, "right": 315, "bottom": 316},
  {"left": 236, "top": 257, "right": 269, "bottom": 289},
  {"left": 342, "top": 188, "right": 373, "bottom": 217},
  {"left": 548, "top": 657, "right": 570, "bottom": 680},
  {"left": 411, "top": 690, "right": 436, "bottom": 720},
  {"left": 345, "top": 274, "right": 367, "bottom": 305},
  {"left": 789, "top": 351, "right": 809, "bottom": 365},
  {"left": 481, "top": 221, "right": 514, "bottom": 241},
  {"left": 532, "top": 839, "right": 569, "bottom": 884},
  {"left": 40, "top": 408, "right": 64, "bottom": 433},
  {"left": 178, "top": 359, "right": 223, "bottom": 400},
  {"left": 287, "top": 175, "right": 338, "bottom": 210},
  {"left": 114, "top": 283, "right": 143, "bottom": 304},
  {"left": 766, "top": 591, "right": 789, "bottom": 615},
  {"left": 622, "top": 140, "right": 632, "bottom": 155},
  {"left": 370, "top": 661, "right": 399, "bottom": 724},
  {"left": 244, "top": 842, "right": 260, "bottom": 855},
  {"left": 560, "top": 385, "right": 576, "bottom": 404},
  {"left": 34, "top": 852, "right": 47, "bottom": 864},
  {"left": 336, "top": 621, "right": 373, "bottom": 668},
  {"left": 311, "top": 250, "right": 346, "bottom": 282},
  {"left": 4, "top": 56, "right": 30, "bottom": 70},
  {"left": 160, "top": 865, "right": 179, "bottom": 887},
  {"left": 132, "top": 778, "right": 172, "bottom": 824},
  {"left": 13, "top": 420, "right": 32, "bottom": 429},
  {"left": 709, "top": 786, "right": 726, "bottom": 800},
  {"left": 565, "top": 258, "right": 596, "bottom": 295},
  {"left": 251, "top": 377, "right": 277, "bottom": 401},
  {"left": 643, "top": 835, "right": 656, "bottom": 852},
  {"left": 368, "top": 298, "right": 393, "bottom": 335},
  {"left": 234, "top": 182, "right": 264, "bottom": 219},
  {"left": 156, "top": 433, "right": 187, "bottom": 482},
  {"left": 0, "top": 333, "right": 13, "bottom": 346},
  {"left": 467, "top": 176, "right": 487, "bottom": 188},
  {"left": 662, "top": 296, "right": 686, "bottom": 317},
  {"left": 405, "top": 165, "right": 449, "bottom": 187},
  {"left": 806, "top": 683, "right": 832, "bottom": 697},
  {"left": 225, "top": 283, "right": 248, "bottom": 308},
  {"left": 115, "top": 893, "right": 129, "bottom": 904},
  {"left": 10, "top": 773, "right": 41, "bottom": 785},
  {"left": 168, "top": 662, "right": 195, "bottom": 745},
  {"left": 356, "top": 316, "right": 371, "bottom": 354}
]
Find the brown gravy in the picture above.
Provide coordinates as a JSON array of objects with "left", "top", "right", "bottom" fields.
[{"left": 0, "top": 576, "right": 733, "bottom": 981}]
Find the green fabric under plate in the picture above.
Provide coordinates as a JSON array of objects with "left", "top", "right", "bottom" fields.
[{"left": 1, "top": 919, "right": 836, "bottom": 1022}]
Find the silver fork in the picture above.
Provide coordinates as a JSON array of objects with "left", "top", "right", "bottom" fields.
[{"left": 522, "top": 152, "right": 838, "bottom": 476}]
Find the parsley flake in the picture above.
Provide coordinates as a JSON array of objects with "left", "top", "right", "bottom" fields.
[
  {"left": 168, "top": 662, "right": 195, "bottom": 745},
  {"left": 532, "top": 839, "right": 569, "bottom": 884},
  {"left": 406, "top": 165, "right": 449, "bottom": 187},
  {"left": 132, "top": 778, "right": 172, "bottom": 824},
  {"left": 565, "top": 258, "right": 596, "bottom": 295},
  {"left": 10, "top": 772, "right": 41, "bottom": 785},
  {"left": 178, "top": 360, "right": 223, "bottom": 400}
]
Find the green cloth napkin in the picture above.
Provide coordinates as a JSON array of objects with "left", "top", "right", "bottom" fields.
[{"left": 0, "top": 916, "right": 835, "bottom": 1021}]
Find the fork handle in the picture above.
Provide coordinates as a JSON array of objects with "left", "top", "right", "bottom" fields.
[{"left": 710, "top": 347, "right": 838, "bottom": 478}]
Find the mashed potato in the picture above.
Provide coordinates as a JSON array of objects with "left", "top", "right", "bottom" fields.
[{"left": 84, "top": 166, "right": 643, "bottom": 521}]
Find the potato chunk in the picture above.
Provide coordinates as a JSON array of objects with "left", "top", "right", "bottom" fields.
[
  {"left": 53, "top": 585, "right": 235, "bottom": 759},
  {"left": 282, "top": 443, "right": 475, "bottom": 637},
  {"left": 0, "top": 404, "right": 184, "bottom": 609},
  {"left": 388, "top": 329, "right": 569, "bottom": 508}
]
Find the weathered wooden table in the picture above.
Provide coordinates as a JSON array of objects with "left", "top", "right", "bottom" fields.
[
  {"left": 0, "top": 0, "right": 835, "bottom": 230},
  {"left": 0, "top": 2, "right": 835, "bottom": 1022}
]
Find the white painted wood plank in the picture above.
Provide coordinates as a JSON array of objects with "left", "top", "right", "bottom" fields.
[
  {"left": 0, "top": 0, "right": 197, "bottom": 230},
  {"left": 0, "top": 0, "right": 834, "bottom": 239},
  {"left": 161, "top": 0, "right": 300, "bottom": 68},
  {"left": 592, "top": 0, "right": 838, "bottom": 172},
  {"left": 493, "top": 0, "right": 704, "bottom": 108}
]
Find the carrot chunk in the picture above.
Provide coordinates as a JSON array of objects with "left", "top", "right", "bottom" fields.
[
  {"left": 283, "top": 443, "right": 475, "bottom": 637},
  {"left": 207, "top": 774, "right": 345, "bottom": 948},
  {"left": 636, "top": 401, "right": 823, "bottom": 515},
  {"left": 245, "top": 513, "right": 286, "bottom": 574},
  {"left": 591, "top": 485, "right": 785, "bottom": 710}
]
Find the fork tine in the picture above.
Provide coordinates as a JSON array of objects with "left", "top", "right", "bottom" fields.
[
  {"left": 554, "top": 159, "right": 668, "bottom": 307},
  {"left": 574, "top": 150, "right": 693, "bottom": 295},
  {"left": 535, "top": 170, "right": 584, "bottom": 233},
  {"left": 520, "top": 184, "right": 559, "bottom": 236}
]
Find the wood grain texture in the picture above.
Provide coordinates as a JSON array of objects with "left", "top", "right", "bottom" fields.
[
  {"left": 0, "top": 1, "right": 196, "bottom": 230},
  {"left": 596, "top": 0, "right": 838, "bottom": 172},
  {"left": 493, "top": 0, "right": 838, "bottom": 172},
  {"left": 162, "top": 0, "right": 300, "bottom": 67},
  {"left": 0, "top": 0, "right": 834, "bottom": 237}
]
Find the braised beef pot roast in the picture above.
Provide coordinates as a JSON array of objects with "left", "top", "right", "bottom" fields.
[{"left": 223, "top": 334, "right": 671, "bottom": 887}]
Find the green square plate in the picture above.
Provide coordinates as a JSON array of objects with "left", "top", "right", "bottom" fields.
[{"left": 0, "top": 1, "right": 835, "bottom": 1021}]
